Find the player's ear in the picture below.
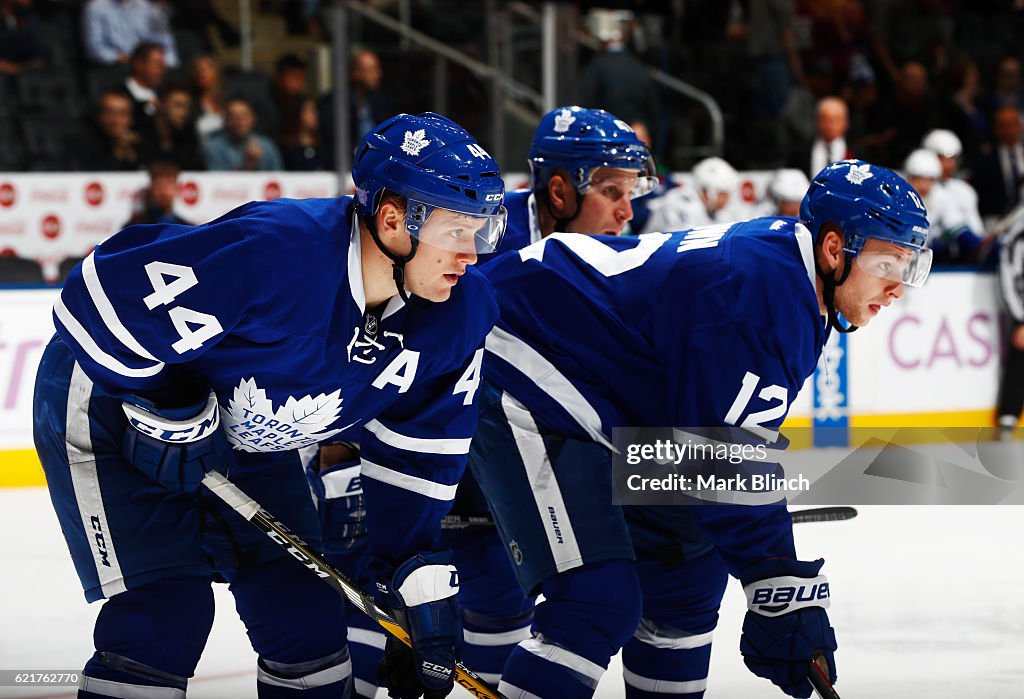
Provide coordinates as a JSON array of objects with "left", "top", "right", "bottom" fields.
[
  {"left": 376, "top": 199, "right": 404, "bottom": 238},
  {"left": 818, "top": 225, "right": 845, "bottom": 273},
  {"left": 547, "top": 174, "right": 571, "bottom": 216}
]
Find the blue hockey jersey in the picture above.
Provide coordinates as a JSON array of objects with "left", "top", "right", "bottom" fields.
[
  {"left": 55, "top": 195, "right": 498, "bottom": 564},
  {"left": 478, "top": 217, "right": 827, "bottom": 569}
]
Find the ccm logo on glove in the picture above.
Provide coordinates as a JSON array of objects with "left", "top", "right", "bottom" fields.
[{"left": 744, "top": 575, "right": 830, "bottom": 616}]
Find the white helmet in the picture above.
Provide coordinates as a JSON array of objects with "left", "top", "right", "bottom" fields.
[
  {"left": 904, "top": 149, "right": 942, "bottom": 179},
  {"left": 922, "top": 129, "right": 962, "bottom": 158},
  {"left": 769, "top": 169, "right": 811, "bottom": 202},
  {"left": 692, "top": 157, "right": 739, "bottom": 196}
]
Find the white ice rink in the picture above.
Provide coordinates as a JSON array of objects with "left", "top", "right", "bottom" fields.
[{"left": 1, "top": 486, "right": 1022, "bottom": 698}]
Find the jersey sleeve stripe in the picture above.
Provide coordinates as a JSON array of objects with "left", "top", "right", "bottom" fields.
[
  {"left": 359, "top": 458, "right": 458, "bottom": 501},
  {"left": 55, "top": 299, "right": 166, "bottom": 378},
  {"left": 82, "top": 253, "right": 160, "bottom": 361},
  {"left": 364, "top": 419, "right": 472, "bottom": 455},
  {"left": 486, "top": 326, "right": 612, "bottom": 449}
]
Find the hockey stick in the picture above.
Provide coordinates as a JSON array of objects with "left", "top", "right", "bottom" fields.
[
  {"left": 809, "top": 653, "right": 841, "bottom": 699},
  {"left": 440, "top": 506, "right": 859, "bottom": 530},
  {"left": 201, "top": 470, "right": 503, "bottom": 699}
]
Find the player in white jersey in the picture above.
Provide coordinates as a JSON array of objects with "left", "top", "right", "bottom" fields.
[
  {"left": 638, "top": 156, "right": 740, "bottom": 234},
  {"left": 922, "top": 128, "right": 986, "bottom": 237},
  {"left": 905, "top": 147, "right": 985, "bottom": 263}
]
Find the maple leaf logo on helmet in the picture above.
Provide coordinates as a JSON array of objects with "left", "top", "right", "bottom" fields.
[
  {"left": 845, "top": 163, "right": 873, "bottom": 185},
  {"left": 401, "top": 129, "right": 431, "bottom": 156},
  {"left": 553, "top": 109, "right": 576, "bottom": 133}
]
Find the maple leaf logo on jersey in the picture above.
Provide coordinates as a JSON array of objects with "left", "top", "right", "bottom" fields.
[
  {"left": 222, "top": 378, "right": 352, "bottom": 452},
  {"left": 553, "top": 109, "right": 576, "bottom": 133},
  {"left": 401, "top": 130, "right": 431, "bottom": 156},
  {"left": 845, "top": 163, "right": 873, "bottom": 185}
]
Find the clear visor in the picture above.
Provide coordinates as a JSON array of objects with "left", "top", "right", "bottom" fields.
[
  {"left": 853, "top": 245, "right": 932, "bottom": 287},
  {"left": 406, "top": 201, "right": 508, "bottom": 254},
  {"left": 578, "top": 166, "right": 659, "bottom": 202}
]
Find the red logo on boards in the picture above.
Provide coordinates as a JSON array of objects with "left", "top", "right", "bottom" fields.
[
  {"left": 263, "top": 181, "right": 282, "bottom": 200},
  {"left": 85, "top": 181, "right": 105, "bottom": 207},
  {"left": 740, "top": 180, "right": 756, "bottom": 204},
  {"left": 42, "top": 215, "right": 62, "bottom": 239},
  {"left": 0, "top": 182, "right": 15, "bottom": 208},
  {"left": 181, "top": 181, "right": 200, "bottom": 206}
]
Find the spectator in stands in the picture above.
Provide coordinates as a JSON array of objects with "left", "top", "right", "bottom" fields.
[
  {"left": 271, "top": 52, "right": 308, "bottom": 134},
  {"left": 123, "top": 41, "right": 166, "bottom": 138},
  {"left": 139, "top": 83, "right": 204, "bottom": 171},
  {"left": 975, "top": 105, "right": 1024, "bottom": 221},
  {"left": 579, "top": 9, "right": 660, "bottom": 150},
  {"left": 989, "top": 56, "right": 1024, "bottom": 116},
  {"left": 807, "top": 96, "right": 853, "bottom": 177},
  {"left": 171, "top": 0, "right": 240, "bottom": 51},
  {"left": 940, "top": 56, "right": 988, "bottom": 166},
  {"left": 123, "top": 161, "right": 191, "bottom": 227},
  {"left": 318, "top": 48, "right": 387, "bottom": 170},
  {"left": 204, "top": 97, "right": 282, "bottom": 171},
  {"left": 0, "top": 0, "right": 48, "bottom": 91},
  {"left": 70, "top": 90, "right": 142, "bottom": 171},
  {"left": 859, "top": 60, "right": 936, "bottom": 167},
  {"left": 746, "top": 0, "right": 804, "bottom": 167},
  {"left": 191, "top": 53, "right": 224, "bottom": 142},
  {"left": 277, "top": 96, "right": 324, "bottom": 171},
  {"left": 82, "top": 0, "right": 179, "bottom": 67}
]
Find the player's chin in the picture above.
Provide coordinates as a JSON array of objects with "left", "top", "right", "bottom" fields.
[{"left": 419, "top": 284, "right": 453, "bottom": 303}]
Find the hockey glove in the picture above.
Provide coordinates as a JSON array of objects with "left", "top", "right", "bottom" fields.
[
  {"left": 122, "top": 388, "right": 230, "bottom": 493},
  {"left": 739, "top": 558, "right": 837, "bottom": 698},
  {"left": 377, "top": 551, "right": 463, "bottom": 698},
  {"left": 305, "top": 444, "right": 367, "bottom": 561}
]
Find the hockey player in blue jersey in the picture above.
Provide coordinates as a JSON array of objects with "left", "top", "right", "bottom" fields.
[
  {"left": 32, "top": 112, "right": 506, "bottom": 699},
  {"left": 308, "top": 105, "right": 658, "bottom": 696},
  {"left": 469, "top": 159, "right": 932, "bottom": 698}
]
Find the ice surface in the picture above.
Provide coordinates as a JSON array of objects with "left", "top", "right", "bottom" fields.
[{"left": 2, "top": 484, "right": 1022, "bottom": 698}]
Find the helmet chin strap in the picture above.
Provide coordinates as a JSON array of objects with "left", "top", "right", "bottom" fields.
[
  {"left": 814, "top": 250, "right": 859, "bottom": 334},
  {"left": 366, "top": 217, "right": 418, "bottom": 304}
]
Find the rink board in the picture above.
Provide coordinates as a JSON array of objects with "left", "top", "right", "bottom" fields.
[{"left": 0, "top": 270, "right": 1004, "bottom": 487}]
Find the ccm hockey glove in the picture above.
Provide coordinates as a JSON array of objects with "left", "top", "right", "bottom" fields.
[
  {"left": 121, "top": 387, "right": 229, "bottom": 493},
  {"left": 377, "top": 551, "right": 463, "bottom": 698},
  {"left": 739, "top": 558, "right": 837, "bottom": 698}
]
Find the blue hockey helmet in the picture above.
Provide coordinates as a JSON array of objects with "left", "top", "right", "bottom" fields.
[
  {"left": 353, "top": 112, "right": 506, "bottom": 254},
  {"left": 800, "top": 159, "right": 932, "bottom": 288},
  {"left": 528, "top": 106, "right": 658, "bottom": 199}
]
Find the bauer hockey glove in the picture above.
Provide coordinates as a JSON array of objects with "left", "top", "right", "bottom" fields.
[
  {"left": 739, "top": 558, "right": 837, "bottom": 698},
  {"left": 376, "top": 551, "right": 463, "bottom": 698},
  {"left": 304, "top": 444, "right": 368, "bottom": 561},
  {"left": 121, "top": 386, "right": 230, "bottom": 493}
]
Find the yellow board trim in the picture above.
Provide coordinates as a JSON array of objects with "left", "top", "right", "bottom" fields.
[
  {"left": 1, "top": 449, "right": 45, "bottom": 488},
  {"left": 0, "top": 407, "right": 1005, "bottom": 488}
]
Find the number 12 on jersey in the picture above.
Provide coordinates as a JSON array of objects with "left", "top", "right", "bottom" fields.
[{"left": 723, "top": 371, "right": 788, "bottom": 443}]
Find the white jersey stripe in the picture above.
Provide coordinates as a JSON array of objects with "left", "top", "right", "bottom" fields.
[
  {"left": 502, "top": 391, "right": 583, "bottom": 573},
  {"left": 634, "top": 622, "right": 713, "bottom": 650},
  {"left": 365, "top": 419, "right": 472, "bottom": 455},
  {"left": 360, "top": 458, "right": 457, "bottom": 501},
  {"left": 623, "top": 668, "right": 708, "bottom": 694},
  {"left": 347, "top": 627, "right": 387, "bottom": 650},
  {"left": 66, "top": 363, "right": 127, "bottom": 598},
  {"left": 497, "top": 682, "right": 544, "bottom": 699},
  {"left": 518, "top": 636, "right": 604, "bottom": 686},
  {"left": 82, "top": 253, "right": 160, "bottom": 361},
  {"left": 486, "top": 327, "right": 612, "bottom": 449},
  {"left": 463, "top": 624, "right": 533, "bottom": 647},
  {"left": 78, "top": 676, "right": 185, "bottom": 699},
  {"left": 55, "top": 299, "right": 165, "bottom": 378},
  {"left": 257, "top": 656, "right": 352, "bottom": 689}
]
